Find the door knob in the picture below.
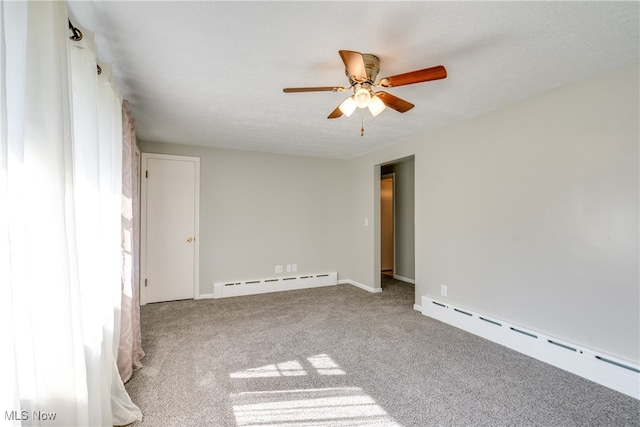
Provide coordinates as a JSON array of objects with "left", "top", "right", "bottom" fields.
[{"left": 187, "top": 237, "right": 194, "bottom": 242}]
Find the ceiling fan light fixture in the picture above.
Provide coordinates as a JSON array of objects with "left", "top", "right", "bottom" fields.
[
  {"left": 368, "top": 95, "right": 386, "bottom": 117},
  {"left": 354, "top": 87, "right": 371, "bottom": 108},
  {"left": 283, "top": 50, "right": 448, "bottom": 122},
  {"left": 338, "top": 96, "right": 357, "bottom": 117}
]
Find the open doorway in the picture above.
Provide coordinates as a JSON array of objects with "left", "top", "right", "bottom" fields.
[{"left": 380, "top": 157, "right": 415, "bottom": 288}]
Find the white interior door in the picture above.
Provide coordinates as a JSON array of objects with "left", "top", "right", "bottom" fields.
[{"left": 141, "top": 153, "right": 199, "bottom": 304}]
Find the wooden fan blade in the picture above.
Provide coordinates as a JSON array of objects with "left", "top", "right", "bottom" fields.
[
  {"left": 376, "top": 91, "right": 414, "bottom": 113},
  {"left": 378, "top": 65, "right": 447, "bottom": 88},
  {"left": 327, "top": 105, "right": 343, "bottom": 119},
  {"left": 283, "top": 86, "right": 345, "bottom": 93},
  {"left": 339, "top": 50, "right": 367, "bottom": 82}
]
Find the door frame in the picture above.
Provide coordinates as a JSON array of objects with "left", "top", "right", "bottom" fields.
[
  {"left": 140, "top": 152, "right": 200, "bottom": 305},
  {"left": 376, "top": 155, "right": 416, "bottom": 291}
]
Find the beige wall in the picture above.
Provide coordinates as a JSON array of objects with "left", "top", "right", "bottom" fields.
[
  {"left": 346, "top": 63, "right": 639, "bottom": 362},
  {"left": 137, "top": 143, "right": 350, "bottom": 295}
]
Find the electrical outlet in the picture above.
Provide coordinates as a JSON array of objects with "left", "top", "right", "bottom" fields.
[
  {"left": 275, "top": 265, "right": 283, "bottom": 273},
  {"left": 286, "top": 264, "right": 292, "bottom": 273},
  {"left": 440, "top": 285, "right": 448, "bottom": 297}
]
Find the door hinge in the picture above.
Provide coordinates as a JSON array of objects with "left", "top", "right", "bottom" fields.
[
  {"left": 145, "top": 278, "right": 148, "bottom": 287},
  {"left": 145, "top": 170, "right": 148, "bottom": 178}
]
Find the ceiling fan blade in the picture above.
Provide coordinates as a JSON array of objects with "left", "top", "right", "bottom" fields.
[
  {"left": 327, "top": 104, "right": 343, "bottom": 119},
  {"left": 339, "top": 50, "right": 367, "bottom": 83},
  {"left": 378, "top": 65, "right": 447, "bottom": 88},
  {"left": 376, "top": 91, "right": 414, "bottom": 113},
  {"left": 283, "top": 86, "right": 345, "bottom": 93}
]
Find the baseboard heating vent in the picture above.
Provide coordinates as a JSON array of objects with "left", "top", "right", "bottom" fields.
[
  {"left": 548, "top": 340, "right": 577, "bottom": 352},
  {"left": 422, "top": 296, "right": 640, "bottom": 400},
  {"left": 510, "top": 327, "right": 538, "bottom": 339},
  {"left": 596, "top": 356, "right": 640, "bottom": 374},
  {"left": 213, "top": 272, "right": 337, "bottom": 299},
  {"left": 480, "top": 317, "right": 502, "bottom": 327}
]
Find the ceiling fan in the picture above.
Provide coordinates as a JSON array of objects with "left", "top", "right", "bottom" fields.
[{"left": 283, "top": 50, "right": 447, "bottom": 119}]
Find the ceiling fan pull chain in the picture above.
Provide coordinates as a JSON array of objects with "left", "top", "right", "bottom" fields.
[{"left": 361, "top": 113, "right": 364, "bottom": 137}]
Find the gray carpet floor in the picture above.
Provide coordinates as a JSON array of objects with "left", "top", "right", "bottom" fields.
[{"left": 125, "top": 277, "right": 640, "bottom": 426}]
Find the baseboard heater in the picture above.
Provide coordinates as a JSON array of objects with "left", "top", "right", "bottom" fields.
[
  {"left": 213, "top": 272, "right": 337, "bottom": 299},
  {"left": 422, "top": 296, "right": 640, "bottom": 400}
]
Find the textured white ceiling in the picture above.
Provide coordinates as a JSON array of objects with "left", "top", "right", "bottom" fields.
[{"left": 67, "top": 1, "right": 639, "bottom": 159}]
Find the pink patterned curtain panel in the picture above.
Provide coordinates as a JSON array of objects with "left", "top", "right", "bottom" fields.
[{"left": 119, "top": 100, "right": 145, "bottom": 382}]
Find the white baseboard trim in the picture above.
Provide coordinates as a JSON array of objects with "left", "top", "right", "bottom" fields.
[
  {"left": 214, "top": 272, "right": 337, "bottom": 298},
  {"left": 393, "top": 274, "right": 416, "bottom": 284},
  {"left": 421, "top": 296, "right": 640, "bottom": 400},
  {"left": 339, "top": 279, "right": 382, "bottom": 293},
  {"left": 196, "top": 293, "right": 214, "bottom": 300},
  {"left": 413, "top": 304, "right": 422, "bottom": 312}
]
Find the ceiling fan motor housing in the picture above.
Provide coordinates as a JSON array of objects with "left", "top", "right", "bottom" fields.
[{"left": 345, "top": 53, "right": 380, "bottom": 85}]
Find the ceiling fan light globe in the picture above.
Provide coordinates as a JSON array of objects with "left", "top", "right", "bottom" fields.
[
  {"left": 368, "top": 95, "right": 386, "bottom": 117},
  {"left": 339, "top": 96, "right": 357, "bottom": 117},
  {"left": 354, "top": 87, "right": 371, "bottom": 108}
]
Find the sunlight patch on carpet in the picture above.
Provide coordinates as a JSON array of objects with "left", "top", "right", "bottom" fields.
[
  {"left": 231, "top": 387, "right": 401, "bottom": 427},
  {"left": 230, "top": 354, "right": 347, "bottom": 379},
  {"left": 230, "top": 359, "right": 307, "bottom": 378},
  {"left": 230, "top": 355, "right": 400, "bottom": 426},
  {"left": 307, "top": 354, "right": 346, "bottom": 376}
]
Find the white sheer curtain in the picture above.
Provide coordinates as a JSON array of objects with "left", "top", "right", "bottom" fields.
[{"left": 1, "top": 2, "right": 142, "bottom": 425}]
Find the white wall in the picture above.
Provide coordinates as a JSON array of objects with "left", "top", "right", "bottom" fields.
[
  {"left": 346, "top": 63, "right": 639, "bottom": 363},
  {"left": 137, "top": 142, "right": 350, "bottom": 295}
]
